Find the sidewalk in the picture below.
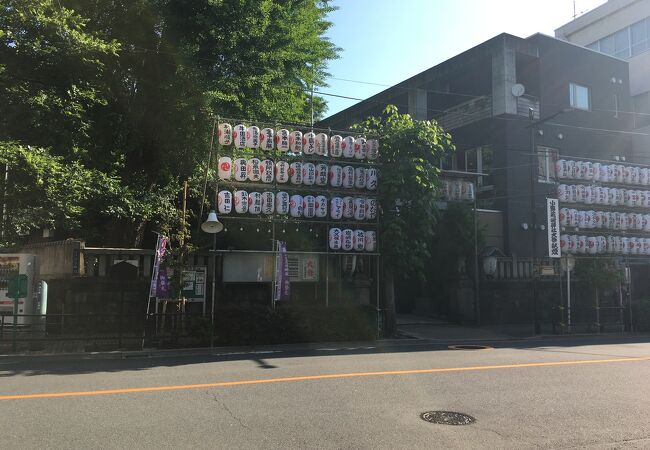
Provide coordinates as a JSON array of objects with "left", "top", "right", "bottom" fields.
[{"left": 396, "top": 314, "right": 520, "bottom": 341}]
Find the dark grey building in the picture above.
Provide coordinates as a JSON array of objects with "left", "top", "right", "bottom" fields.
[
  {"left": 320, "top": 33, "right": 649, "bottom": 329},
  {"left": 321, "top": 32, "right": 641, "bottom": 258}
]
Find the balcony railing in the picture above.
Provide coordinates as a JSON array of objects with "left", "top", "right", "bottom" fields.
[{"left": 436, "top": 96, "right": 492, "bottom": 131}]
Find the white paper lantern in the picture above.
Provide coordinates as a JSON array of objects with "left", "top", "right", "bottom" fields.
[
  {"left": 289, "top": 130, "right": 303, "bottom": 153},
  {"left": 592, "top": 163, "right": 601, "bottom": 181},
  {"left": 261, "top": 191, "right": 274, "bottom": 215},
  {"left": 616, "top": 165, "right": 625, "bottom": 183},
  {"left": 246, "top": 126, "right": 260, "bottom": 149},
  {"left": 634, "top": 213, "right": 644, "bottom": 230},
  {"left": 366, "top": 198, "right": 377, "bottom": 220},
  {"left": 644, "top": 214, "right": 650, "bottom": 232},
  {"left": 218, "top": 123, "right": 233, "bottom": 146},
  {"left": 260, "top": 128, "right": 274, "bottom": 151},
  {"left": 302, "top": 131, "right": 317, "bottom": 155},
  {"left": 602, "top": 211, "right": 611, "bottom": 229},
  {"left": 574, "top": 162, "right": 585, "bottom": 179},
  {"left": 329, "top": 165, "right": 343, "bottom": 187},
  {"left": 354, "top": 167, "right": 366, "bottom": 190},
  {"left": 342, "top": 166, "right": 355, "bottom": 189},
  {"left": 234, "top": 190, "right": 249, "bottom": 213},
  {"left": 276, "top": 161, "right": 289, "bottom": 184},
  {"left": 586, "top": 236, "right": 597, "bottom": 254},
  {"left": 598, "top": 236, "right": 607, "bottom": 254},
  {"left": 248, "top": 192, "right": 262, "bottom": 214},
  {"left": 577, "top": 235, "right": 587, "bottom": 254},
  {"left": 567, "top": 235, "right": 577, "bottom": 254},
  {"left": 315, "top": 163, "right": 328, "bottom": 186},
  {"left": 641, "top": 168, "right": 649, "bottom": 186},
  {"left": 330, "top": 197, "right": 343, "bottom": 219},
  {"left": 366, "top": 168, "right": 378, "bottom": 191},
  {"left": 302, "top": 195, "right": 316, "bottom": 218},
  {"left": 560, "top": 235, "right": 569, "bottom": 254},
  {"left": 342, "top": 136, "right": 355, "bottom": 158},
  {"left": 353, "top": 198, "right": 366, "bottom": 221},
  {"left": 247, "top": 158, "right": 262, "bottom": 182},
  {"left": 606, "top": 164, "right": 615, "bottom": 182},
  {"left": 567, "top": 185, "right": 577, "bottom": 203},
  {"left": 607, "top": 236, "right": 616, "bottom": 253},
  {"left": 290, "top": 162, "right": 303, "bottom": 185},
  {"left": 341, "top": 229, "right": 354, "bottom": 251},
  {"left": 559, "top": 208, "right": 569, "bottom": 227},
  {"left": 342, "top": 196, "right": 354, "bottom": 219},
  {"left": 289, "top": 194, "right": 303, "bottom": 217},
  {"left": 566, "top": 161, "right": 577, "bottom": 179},
  {"left": 234, "top": 158, "right": 248, "bottom": 181},
  {"left": 354, "top": 138, "right": 367, "bottom": 160},
  {"left": 275, "top": 129, "right": 290, "bottom": 152},
  {"left": 557, "top": 184, "right": 568, "bottom": 202},
  {"left": 576, "top": 185, "right": 586, "bottom": 203},
  {"left": 329, "top": 228, "right": 342, "bottom": 250},
  {"left": 624, "top": 166, "right": 633, "bottom": 184},
  {"left": 584, "top": 185, "right": 593, "bottom": 204},
  {"left": 364, "top": 230, "right": 377, "bottom": 252},
  {"left": 630, "top": 237, "right": 639, "bottom": 255},
  {"left": 599, "top": 187, "right": 609, "bottom": 205},
  {"left": 233, "top": 124, "right": 247, "bottom": 149},
  {"left": 261, "top": 159, "right": 274, "bottom": 183},
  {"left": 302, "top": 162, "right": 316, "bottom": 186},
  {"left": 353, "top": 230, "right": 365, "bottom": 251},
  {"left": 593, "top": 211, "right": 603, "bottom": 229},
  {"left": 315, "top": 195, "right": 328, "bottom": 218},
  {"left": 620, "top": 213, "right": 629, "bottom": 230},
  {"left": 600, "top": 164, "right": 609, "bottom": 182},
  {"left": 217, "top": 190, "right": 232, "bottom": 214},
  {"left": 315, "top": 133, "right": 328, "bottom": 156},
  {"left": 218, "top": 156, "right": 232, "bottom": 180},
  {"left": 329, "top": 135, "right": 343, "bottom": 157},
  {"left": 366, "top": 139, "right": 379, "bottom": 160},
  {"left": 276, "top": 191, "right": 290, "bottom": 214},
  {"left": 644, "top": 238, "right": 650, "bottom": 255}
]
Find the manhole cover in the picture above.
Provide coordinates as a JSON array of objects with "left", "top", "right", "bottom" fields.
[
  {"left": 448, "top": 344, "right": 492, "bottom": 350},
  {"left": 420, "top": 411, "right": 475, "bottom": 426}
]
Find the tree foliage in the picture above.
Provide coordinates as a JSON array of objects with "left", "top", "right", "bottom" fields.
[
  {"left": 0, "top": 0, "right": 338, "bottom": 247},
  {"left": 354, "top": 105, "right": 455, "bottom": 277}
]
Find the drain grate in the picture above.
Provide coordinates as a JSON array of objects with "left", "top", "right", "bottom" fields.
[
  {"left": 448, "top": 344, "right": 492, "bottom": 350},
  {"left": 420, "top": 411, "right": 475, "bottom": 426}
]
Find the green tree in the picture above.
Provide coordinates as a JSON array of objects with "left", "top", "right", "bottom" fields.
[
  {"left": 0, "top": 0, "right": 338, "bottom": 247},
  {"left": 354, "top": 105, "right": 455, "bottom": 333}
]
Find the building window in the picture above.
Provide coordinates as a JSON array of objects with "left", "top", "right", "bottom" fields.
[
  {"left": 631, "top": 18, "right": 649, "bottom": 56},
  {"left": 464, "top": 145, "right": 493, "bottom": 189},
  {"left": 537, "top": 146, "right": 558, "bottom": 183},
  {"left": 587, "top": 17, "right": 650, "bottom": 59},
  {"left": 570, "top": 82, "right": 590, "bottom": 110}
]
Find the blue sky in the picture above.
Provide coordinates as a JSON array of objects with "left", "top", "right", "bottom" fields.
[{"left": 320, "top": 0, "right": 607, "bottom": 117}]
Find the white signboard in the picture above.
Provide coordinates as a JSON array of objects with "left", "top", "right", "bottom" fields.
[{"left": 547, "top": 198, "right": 561, "bottom": 258}]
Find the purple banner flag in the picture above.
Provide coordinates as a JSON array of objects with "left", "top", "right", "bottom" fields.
[
  {"left": 274, "top": 241, "right": 290, "bottom": 302},
  {"left": 149, "top": 234, "right": 169, "bottom": 298}
]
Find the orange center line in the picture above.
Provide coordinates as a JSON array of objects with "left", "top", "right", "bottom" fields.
[{"left": 1, "top": 356, "right": 648, "bottom": 401}]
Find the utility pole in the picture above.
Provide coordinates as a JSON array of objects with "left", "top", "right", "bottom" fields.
[{"left": 529, "top": 108, "right": 540, "bottom": 335}]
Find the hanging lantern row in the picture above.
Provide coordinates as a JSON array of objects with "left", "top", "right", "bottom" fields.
[
  {"left": 328, "top": 228, "right": 377, "bottom": 252},
  {"left": 560, "top": 208, "right": 650, "bottom": 232},
  {"left": 562, "top": 234, "right": 650, "bottom": 255},
  {"left": 440, "top": 178, "right": 476, "bottom": 202},
  {"left": 217, "top": 123, "right": 379, "bottom": 160},
  {"left": 557, "top": 159, "right": 650, "bottom": 187},
  {"left": 218, "top": 157, "right": 378, "bottom": 191},
  {"left": 217, "top": 190, "right": 377, "bottom": 221},
  {"left": 558, "top": 184, "right": 650, "bottom": 208}
]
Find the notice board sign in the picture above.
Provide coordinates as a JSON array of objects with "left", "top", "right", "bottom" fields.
[{"left": 182, "top": 266, "right": 207, "bottom": 303}]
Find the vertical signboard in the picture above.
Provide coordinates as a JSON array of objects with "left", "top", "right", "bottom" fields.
[{"left": 547, "top": 198, "right": 561, "bottom": 258}]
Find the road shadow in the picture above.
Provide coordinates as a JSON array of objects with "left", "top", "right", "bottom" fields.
[{"left": 1, "top": 333, "right": 649, "bottom": 378}]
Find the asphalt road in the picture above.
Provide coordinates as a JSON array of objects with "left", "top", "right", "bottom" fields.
[{"left": 2, "top": 336, "right": 650, "bottom": 449}]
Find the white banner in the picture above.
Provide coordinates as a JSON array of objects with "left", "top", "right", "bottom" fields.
[{"left": 547, "top": 198, "right": 561, "bottom": 258}]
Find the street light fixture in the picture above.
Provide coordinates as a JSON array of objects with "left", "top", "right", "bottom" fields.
[{"left": 202, "top": 210, "right": 223, "bottom": 347}]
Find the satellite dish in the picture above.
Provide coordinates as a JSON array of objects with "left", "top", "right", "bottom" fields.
[{"left": 511, "top": 83, "right": 525, "bottom": 97}]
